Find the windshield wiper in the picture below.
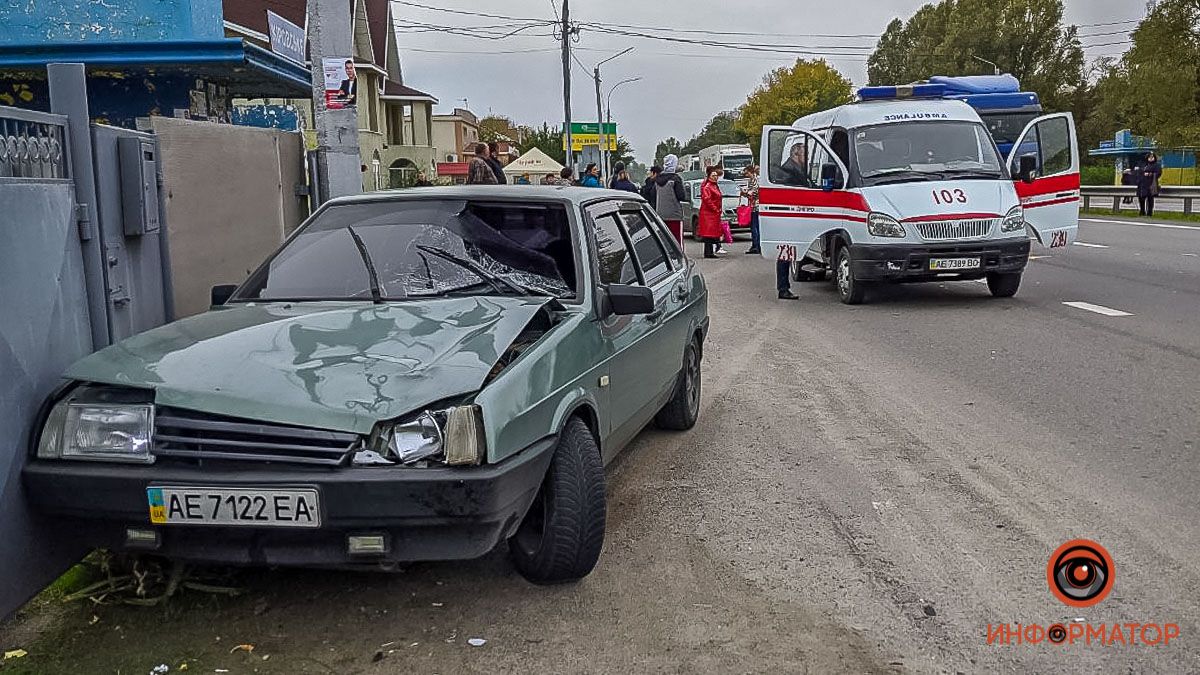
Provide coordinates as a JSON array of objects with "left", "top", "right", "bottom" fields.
[
  {"left": 346, "top": 226, "right": 384, "bottom": 304},
  {"left": 414, "top": 244, "right": 529, "bottom": 296},
  {"left": 866, "top": 169, "right": 945, "bottom": 185},
  {"left": 941, "top": 169, "right": 1003, "bottom": 179}
]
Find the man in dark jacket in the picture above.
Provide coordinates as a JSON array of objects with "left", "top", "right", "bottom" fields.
[
  {"left": 467, "top": 143, "right": 498, "bottom": 185},
  {"left": 610, "top": 162, "right": 639, "bottom": 193},
  {"left": 485, "top": 141, "right": 507, "bottom": 184},
  {"left": 641, "top": 165, "right": 661, "bottom": 202},
  {"left": 654, "top": 155, "right": 688, "bottom": 245}
]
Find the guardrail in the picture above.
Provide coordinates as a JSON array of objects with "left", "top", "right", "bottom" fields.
[{"left": 1080, "top": 185, "right": 1199, "bottom": 215}]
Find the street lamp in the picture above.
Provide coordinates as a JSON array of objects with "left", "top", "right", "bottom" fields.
[
  {"left": 605, "top": 77, "right": 641, "bottom": 181},
  {"left": 591, "top": 47, "right": 633, "bottom": 186},
  {"left": 971, "top": 55, "right": 1001, "bottom": 75}
]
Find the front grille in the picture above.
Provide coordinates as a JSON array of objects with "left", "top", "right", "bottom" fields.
[
  {"left": 915, "top": 218, "right": 996, "bottom": 242},
  {"left": 154, "top": 408, "right": 360, "bottom": 466}
]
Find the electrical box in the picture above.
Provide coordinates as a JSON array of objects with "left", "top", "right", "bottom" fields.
[{"left": 118, "top": 137, "right": 161, "bottom": 236}]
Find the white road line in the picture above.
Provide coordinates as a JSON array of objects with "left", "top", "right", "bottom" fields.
[
  {"left": 1072, "top": 242, "right": 1109, "bottom": 248},
  {"left": 1081, "top": 217, "right": 1200, "bottom": 231},
  {"left": 1062, "top": 301, "right": 1133, "bottom": 317}
]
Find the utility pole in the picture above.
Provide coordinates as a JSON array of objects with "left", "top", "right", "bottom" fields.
[
  {"left": 591, "top": 47, "right": 633, "bottom": 188},
  {"left": 561, "top": 0, "right": 574, "bottom": 171},
  {"left": 308, "top": 0, "right": 360, "bottom": 201}
]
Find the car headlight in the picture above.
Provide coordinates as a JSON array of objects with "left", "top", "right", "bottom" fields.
[
  {"left": 38, "top": 397, "right": 154, "bottom": 464},
  {"left": 1001, "top": 205, "right": 1025, "bottom": 232},
  {"left": 356, "top": 405, "right": 485, "bottom": 467},
  {"left": 867, "top": 212, "right": 906, "bottom": 238}
]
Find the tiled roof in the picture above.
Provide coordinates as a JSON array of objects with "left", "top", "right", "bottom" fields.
[{"left": 383, "top": 80, "right": 437, "bottom": 101}]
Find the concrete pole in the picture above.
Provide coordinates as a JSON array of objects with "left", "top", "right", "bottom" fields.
[
  {"left": 308, "top": 0, "right": 361, "bottom": 200},
  {"left": 561, "top": 0, "right": 573, "bottom": 172},
  {"left": 594, "top": 67, "right": 606, "bottom": 187}
]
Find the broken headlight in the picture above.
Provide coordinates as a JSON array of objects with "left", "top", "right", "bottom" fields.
[
  {"left": 37, "top": 389, "right": 155, "bottom": 464},
  {"left": 355, "top": 405, "right": 485, "bottom": 467}
]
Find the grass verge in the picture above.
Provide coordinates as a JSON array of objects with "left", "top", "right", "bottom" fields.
[{"left": 1081, "top": 207, "right": 1200, "bottom": 225}]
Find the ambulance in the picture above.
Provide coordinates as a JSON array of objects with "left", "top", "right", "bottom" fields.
[{"left": 758, "top": 83, "right": 1080, "bottom": 304}]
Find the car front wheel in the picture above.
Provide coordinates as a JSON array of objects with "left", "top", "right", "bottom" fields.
[
  {"left": 835, "top": 246, "right": 867, "bottom": 305},
  {"left": 986, "top": 271, "right": 1022, "bottom": 298},
  {"left": 509, "top": 417, "right": 606, "bottom": 584}
]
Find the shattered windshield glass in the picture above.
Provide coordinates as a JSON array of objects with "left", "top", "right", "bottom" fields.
[{"left": 234, "top": 199, "right": 576, "bottom": 302}]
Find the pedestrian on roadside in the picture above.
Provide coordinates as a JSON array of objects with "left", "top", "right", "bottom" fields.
[
  {"left": 414, "top": 171, "right": 433, "bottom": 187},
  {"left": 654, "top": 155, "right": 688, "bottom": 246},
  {"left": 1137, "top": 152, "right": 1162, "bottom": 217},
  {"left": 742, "top": 165, "right": 762, "bottom": 254},
  {"left": 466, "top": 143, "right": 498, "bottom": 185},
  {"left": 516, "top": 173, "right": 531, "bottom": 185},
  {"left": 641, "top": 165, "right": 661, "bottom": 202},
  {"left": 580, "top": 163, "right": 602, "bottom": 187},
  {"left": 610, "top": 163, "right": 639, "bottom": 193},
  {"left": 696, "top": 166, "right": 726, "bottom": 259},
  {"left": 541, "top": 172, "right": 558, "bottom": 185},
  {"left": 555, "top": 166, "right": 575, "bottom": 186},
  {"left": 486, "top": 141, "right": 508, "bottom": 184}
]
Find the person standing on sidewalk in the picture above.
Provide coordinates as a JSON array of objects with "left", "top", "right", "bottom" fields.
[
  {"left": 610, "top": 163, "right": 639, "bottom": 193},
  {"left": 466, "top": 143, "right": 498, "bottom": 185},
  {"left": 486, "top": 142, "right": 508, "bottom": 184},
  {"left": 641, "top": 165, "right": 661, "bottom": 202},
  {"left": 580, "top": 163, "right": 602, "bottom": 187},
  {"left": 742, "top": 165, "right": 762, "bottom": 254},
  {"left": 654, "top": 155, "right": 688, "bottom": 247},
  {"left": 696, "top": 167, "right": 726, "bottom": 258},
  {"left": 1137, "top": 152, "right": 1162, "bottom": 217}
]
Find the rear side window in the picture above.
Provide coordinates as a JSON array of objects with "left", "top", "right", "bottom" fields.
[
  {"left": 620, "top": 210, "right": 672, "bottom": 286},
  {"left": 643, "top": 205, "right": 684, "bottom": 268},
  {"left": 591, "top": 213, "right": 638, "bottom": 285}
]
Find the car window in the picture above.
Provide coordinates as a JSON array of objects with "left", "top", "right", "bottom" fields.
[
  {"left": 620, "top": 210, "right": 672, "bottom": 286},
  {"left": 235, "top": 200, "right": 576, "bottom": 302},
  {"left": 591, "top": 212, "right": 638, "bottom": 285},
  {"left": 643, "top": 205, "right": 684, "bottom": 268},
  {"left": 1035, "top": 117, "right": 1072, "bottom": 176}
]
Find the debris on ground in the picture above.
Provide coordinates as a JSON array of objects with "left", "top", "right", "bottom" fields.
[
  {"left": 150, "top": 664, "right": 169, "bottom": 675},
  {"left": 230, "top": 644, "right": 255, "bottom": 654},
  {"left": 3, "top": 649, "right": 28, "bottom": 660},
  {"left": 58, "top": 552, "right": 242, "bottom": 607},
  {"left": 467, "top": 638, "right": 487, "bottom": 647}
]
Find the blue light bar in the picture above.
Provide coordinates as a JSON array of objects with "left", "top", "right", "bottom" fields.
[{"left": 857, "top": 84, "right": 947, "bottom": 100}]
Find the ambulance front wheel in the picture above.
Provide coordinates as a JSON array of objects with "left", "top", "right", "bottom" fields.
[
  {"left": 986, "top": 271, "right": 1022, "bottom": 298},
  {"left": 835, "top": 247, "right": 867, "bottom": 305}
]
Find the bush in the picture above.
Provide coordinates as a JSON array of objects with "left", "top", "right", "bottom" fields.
[{"left": 1081, "top": 164, "right": 1116, "bottom": 186}]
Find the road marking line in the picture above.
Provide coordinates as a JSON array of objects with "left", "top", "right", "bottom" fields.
[
  {"left": 1062, "top": 301, "right": 1133, "bottom": 317},
  {"left": 1081, "top": 218, "right": 1200, "bottom": 231},
  {"left": 1028, "top": 255, "right": 1046, "bottom": 260},
  {"left": 1072, "top": 242, "right": 1109, "bottom": 248}
]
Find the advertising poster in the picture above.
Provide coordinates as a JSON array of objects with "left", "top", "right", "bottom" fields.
[{"left": 323, "top": 58, "right": 357, "bottom": 110}]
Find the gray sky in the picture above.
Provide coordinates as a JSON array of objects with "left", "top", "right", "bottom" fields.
[{"left": 393, "top": 0, "right": 1142, "bottom": 162}]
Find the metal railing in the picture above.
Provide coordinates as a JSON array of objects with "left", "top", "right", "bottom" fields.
[
  {"left": 1080, "top": 185, "right": 1199, "bottom": 215},
  {"left": 0, "top": 106, "right": 69, "bottom": 180}
]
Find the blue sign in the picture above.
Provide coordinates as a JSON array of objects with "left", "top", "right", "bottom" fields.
[{"left": 267, "top": 10, "right": 305, "bottom": 65}]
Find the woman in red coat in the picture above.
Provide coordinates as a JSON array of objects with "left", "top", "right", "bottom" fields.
[{"left": 697, "top": 166, "right": 725, "bottom": 259}]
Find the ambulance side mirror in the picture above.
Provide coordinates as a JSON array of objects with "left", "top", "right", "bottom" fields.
[{"left": 1018, "top": 154, "right": 1038, "bottom": 184}]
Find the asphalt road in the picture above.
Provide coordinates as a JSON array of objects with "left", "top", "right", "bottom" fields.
[{"left": 3, "top": 216, "right": 1198, "bottom": 673}]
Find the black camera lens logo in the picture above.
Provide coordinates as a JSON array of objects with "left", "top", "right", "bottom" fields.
[
  {"left": 1047, "top": 623, "right": 1068, "bottom": 643},
  {"left": 1048, "top": 540, "right": 1114, "bottom": 607}
]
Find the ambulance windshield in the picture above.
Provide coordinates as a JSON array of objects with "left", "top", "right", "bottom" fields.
[{"left": 855, "top": 121, "right": 1005, "bottom": 185}]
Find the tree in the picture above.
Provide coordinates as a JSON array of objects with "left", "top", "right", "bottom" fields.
[
  {"left": 517, "top": 123, "right": 567, "bottom": 165},
  {"left": 1116, "top": 0, "right": 1200, "bottom": 146},
  {"left": 682, "top": 110, "right": 749, "bottom": 154},
  {"left": 654, "top": 137, "right": 684, "bottom": 164},
  {"left": 480, "top": 115, "right": 527, "bottom": 143},
  {"left": 611, "top": 137, "right": 635, "bottom": 168},
  {"left": 866, "top": 0, "right": 1086, "bottom": 113},
  {"left": 734, "top": 59, "right": 854, "bottom": 154}
]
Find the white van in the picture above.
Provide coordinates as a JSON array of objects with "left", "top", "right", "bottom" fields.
[{"left": 758, "top": 91, "right": 1079, "bottom": 304}]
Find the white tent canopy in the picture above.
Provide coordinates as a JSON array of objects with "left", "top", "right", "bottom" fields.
[{"left": 507, "top": 147, "right": 564, "bottom": 177}]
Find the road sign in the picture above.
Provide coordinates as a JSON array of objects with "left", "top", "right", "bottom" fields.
[
  {"left": 563, "top": 122, "right": 617, "bottom": 151},
  {"left": 266, "top": 11, "right": 305, "bottom": 65}
]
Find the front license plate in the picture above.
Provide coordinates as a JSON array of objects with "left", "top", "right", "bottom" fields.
[
  {"left": 929, "top": 257, "right": 980, "bottom": 271},
  {"left": 147, "top": 486, "right": 320, "bottom": 528}
]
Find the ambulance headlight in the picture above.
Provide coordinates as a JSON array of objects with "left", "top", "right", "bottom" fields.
[
  {"left": 867, "top": 212, "right": 906, "bottom": 238},
  {"left": 1001, "top": 206, "right": 1026, "bottom": 232}
]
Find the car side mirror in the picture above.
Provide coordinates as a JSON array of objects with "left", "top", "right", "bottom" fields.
[
  {"left": 1018, "top": 154, "right": 1038, "bottom": 184},
  {"left": 605, "top": 284, "right": 654, "bottom": 316},
  {"left": 210, "top": 284, "right": 238, "bottom": 307},
  {"left": 820, "top": 163, "right": 840, "bottom": 192}
]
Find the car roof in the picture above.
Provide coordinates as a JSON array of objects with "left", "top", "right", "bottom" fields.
[
  {"left": 794, "top": 98, "right": 981, "bottom": 130},
  {"left": 323, "top": 184, "right": 645, "bottom": 208}
]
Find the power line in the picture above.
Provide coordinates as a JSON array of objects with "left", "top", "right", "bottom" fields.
[{"left": 389, "top": 0, "right": 545, "bottom": 23}]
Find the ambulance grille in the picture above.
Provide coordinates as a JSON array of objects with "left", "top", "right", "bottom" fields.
[{"left": 915, "top": 218, "right": 996, "bottom": 242}]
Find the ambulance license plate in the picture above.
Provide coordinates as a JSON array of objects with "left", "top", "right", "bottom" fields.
[
  {"left": 929, "top": 257, "right": 980, "bottom": 271},
  {"left": 147, "top": 486, "right": 320, "bottom": 528}
]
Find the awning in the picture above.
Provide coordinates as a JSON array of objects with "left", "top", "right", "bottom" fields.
[{"left": 506, "top": 147, "right": 564, "bottom": 176}]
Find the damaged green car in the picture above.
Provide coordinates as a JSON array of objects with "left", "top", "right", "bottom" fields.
[{"left": 25, "top": 186, "right": 709, "bottom": 584}]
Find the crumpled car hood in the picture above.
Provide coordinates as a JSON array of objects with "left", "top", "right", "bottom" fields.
[{"left": 66, "top": 298, "right": 553, "bottom": 434}]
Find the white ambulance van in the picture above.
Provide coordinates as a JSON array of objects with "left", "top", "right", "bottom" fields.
[{"left": 759, "top": 84, "right": 1080, "bottom": 304}]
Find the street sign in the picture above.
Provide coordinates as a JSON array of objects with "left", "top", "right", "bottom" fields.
[
  {"left": 266, "top": 11, "right": 305, "bottom": 65},
  {"left": 563, "top": 122, "right": 618, "bottom": 151}
]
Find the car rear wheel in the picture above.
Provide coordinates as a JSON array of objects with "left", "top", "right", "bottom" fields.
[
  {"left": 986, "top": 271, "right": 1022, "bottom": 298},
  {"left": 508, "top": 417, "right": 606, "bottom": 584},
  {"left": 655, "top": 337, "right": 701, "bottom": 431},
  {"left": 835, "top": 246, "right": 867, "bottom": 305}
]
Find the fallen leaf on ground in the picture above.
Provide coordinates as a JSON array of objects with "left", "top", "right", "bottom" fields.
[
  {"left": 229, "top": 644, "right": 255, "bottom": 654},
  {"left": 3, "top": 649, "right": 28, "bottom": 660}
]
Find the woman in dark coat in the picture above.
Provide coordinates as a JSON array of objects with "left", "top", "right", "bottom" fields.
[
  {"left": 696, "top": 166, "right": 726, "bottom": 258},
  {"left": 1136, "top": 152, "right": 1163, "bottom": 217}
]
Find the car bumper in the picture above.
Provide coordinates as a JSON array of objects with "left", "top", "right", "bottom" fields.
[
  {"left": 849, "top": 239, "right": 1030, "bottom": 282},
  {"left": 22, "top": 438, "right": 555, "bottom": 568}
]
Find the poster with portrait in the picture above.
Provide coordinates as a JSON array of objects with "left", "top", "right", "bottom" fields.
[{"left": 323, "top": 58, "right": 358, "bottom": 110}]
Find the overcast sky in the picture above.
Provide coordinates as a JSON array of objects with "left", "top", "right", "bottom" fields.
[{"left": 393, "top": 0, "right": 1142, "bottom": 162}]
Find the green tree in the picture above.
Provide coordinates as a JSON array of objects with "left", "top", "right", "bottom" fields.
[
  {"left": 734, "top": 59, "right": 854, "bottom": 154},
  {"left": 654, "top": 137, "right": 684, "bottom": 164},
  {"left": 517, "top": 123, "right": 567, "bottom": 165},
  {"left": 611, "top": 137, "right": 635, "bottom": 168},
  {"left": 682, "top": 110, "right": 749, "bottom": 154},
  {"left": 1117, "top": 0, "right": 1200, "bottom": 146},
  {"left": 866, "top": 0, "right": 1085, "bottom": 112},
  {"left": 480, "top": 115, "right": 527, "bottom": 143}
]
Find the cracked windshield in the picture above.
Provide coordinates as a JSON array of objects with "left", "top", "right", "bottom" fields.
[{"left": 1, "top": 0, "right": 1198, "bottom": 673}]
